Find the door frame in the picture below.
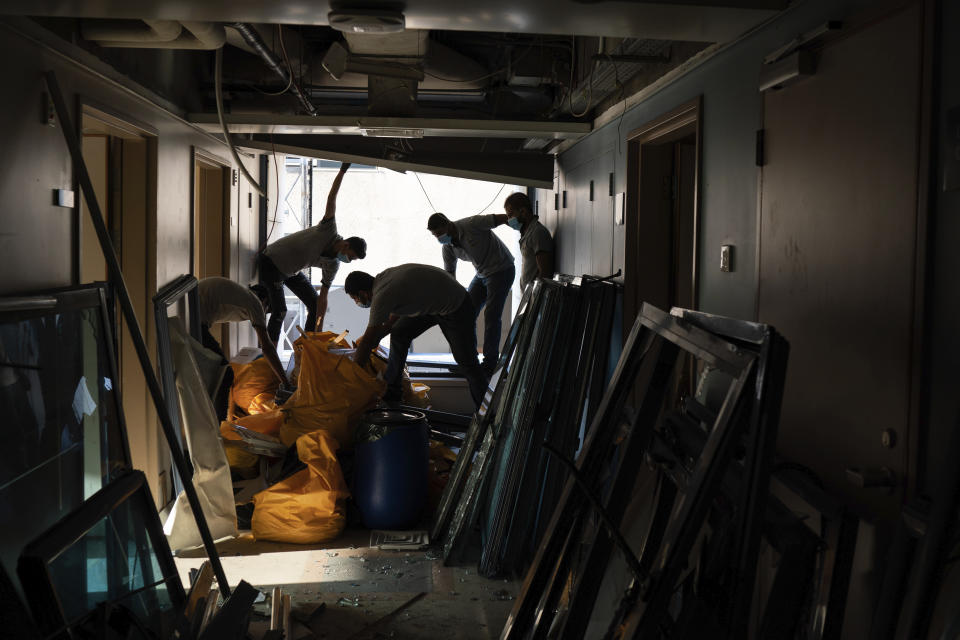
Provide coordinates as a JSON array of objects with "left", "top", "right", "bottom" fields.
[
  {"left": 76, "top": 100, "right": 161, "bottom": 502},
  {"left": 190, "top": 146, "right": 232, "bottom": 280},
  {"left": 624, "top": 96, "right": 703, "bottom": 326}
]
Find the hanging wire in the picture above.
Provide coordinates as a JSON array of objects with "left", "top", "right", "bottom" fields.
[
  {"left": 415, "top": 173, "right": 507, "bottom": 216},
  {"left": 569, "top": 36, "right": 597, "bottom": 119},
  {"left": 414, "top": 172, "right": 438, "bottom": 211},
  {"left": 475, "top": 183, "right": 507, "bottom": 214},
  {"left": 214, "top": 47, "right": 265, "bottom": 196}
]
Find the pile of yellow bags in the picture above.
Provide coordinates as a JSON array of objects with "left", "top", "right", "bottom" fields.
[{"left": 219, "top": 331, "right": 433, "bottom": 544}]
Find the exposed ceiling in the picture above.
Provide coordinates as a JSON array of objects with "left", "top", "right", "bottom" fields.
[
  {"left": 2, "top": 0, "right": 793, "bottom": 185},
  {"left": 4, "top": 1, "right": 788, "bottom": 39}
]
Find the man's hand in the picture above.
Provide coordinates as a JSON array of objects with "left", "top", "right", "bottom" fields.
[{"left": 274, "top": 381, "right": 295, "bottom": 406}]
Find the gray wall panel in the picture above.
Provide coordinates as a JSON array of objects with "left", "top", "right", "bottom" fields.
[
  {"left": 1, "top": 49, "right": 76, "bottom": 292},
  {"left": 549, "top": 0, "right": 879, "bottom": 320}
]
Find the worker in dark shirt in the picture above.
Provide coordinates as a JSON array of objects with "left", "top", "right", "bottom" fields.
[
  {"left": 427, "top": 212, "right": 515, "bottom": 376},
  {"left": 345, "top": 264, "right": 488, "bottom": 410},
  {"left": 256, "top": 163, "right": 366, "bottom": 344}
]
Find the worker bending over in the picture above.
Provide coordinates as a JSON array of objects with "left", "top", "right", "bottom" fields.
[
  {"left": 198, "top": 277, "right": 289, "bottom": 418},
  {"left": 344, "top": 264, "right": 488, "bottom": 410},
  {"left": 494, "top": 192, "right": 555, "bottom": 290},
  {"left": 256, "top": 162, "right": 366, "bottom": 344},
  {"left": 427, "top": 211, "right": 515, "bottom": 376}
]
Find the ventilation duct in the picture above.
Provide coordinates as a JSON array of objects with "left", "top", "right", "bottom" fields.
[
  {"left": 81, "top": 19, "right": 226, "bottom": 49},
  {"left": 227, "top": 23, "right": 318, "bottom": 116}
]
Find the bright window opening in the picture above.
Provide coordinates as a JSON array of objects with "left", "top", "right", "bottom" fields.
[{"left": 269, "top": 156, "right": 524, "bottom": 363}]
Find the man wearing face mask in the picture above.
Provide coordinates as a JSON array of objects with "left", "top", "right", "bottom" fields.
[
  {"left": 493, "top": 192, "right": 554, "bottom": 291},
  {"left": 344, "top": 265, "right": 488, "bottom": 411},
  {"left": 256, "top": 162, "right": 366, "bottom": 343},
  {"left": 426, "top": 212, "right": 515, "bottom": 377}
]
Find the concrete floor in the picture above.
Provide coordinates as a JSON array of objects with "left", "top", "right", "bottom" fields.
[{"left": 174, "top": 527, "right": 522, "bottom": 639}]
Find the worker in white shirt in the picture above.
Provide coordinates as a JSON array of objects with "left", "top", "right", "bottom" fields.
[
  {"left": 197, "top": 276, "right": 288, "bottom": 387},
  {"left": 255, "top": 162, "right": 366, "bottom": 343},
  {"left": 493, "top": 192, "right": 555, "bottom": 290},
  {"left": 427, "top": 212, "right": 515, "bottom": 377}
]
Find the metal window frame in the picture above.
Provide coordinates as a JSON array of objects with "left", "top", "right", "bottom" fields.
[
  {"left": 17, "top": 470, "right": 187, "bottom": 638},
  {"left": 503, "top": 303, "right": 790, "bottom": 639},
  {"left": 0, "top": 282, "right": 132, "bottom": 469},
  {"left": 153, "top": 274, "right": 201, "bottom": 489}
]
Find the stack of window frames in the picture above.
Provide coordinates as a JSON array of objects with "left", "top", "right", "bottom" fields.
[
  {"left": 431, "top": 276, "right": 620, "bottom": 573},
  {"left": 501, "top": 304, "right": 790, "bottom": 639}
]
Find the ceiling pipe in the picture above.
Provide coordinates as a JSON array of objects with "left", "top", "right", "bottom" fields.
[
  {"left": 227, "top": 22, "right": 318, "bottom": 116},
  {"left": 82, "top": 19, "right": 225, "bottom": 49}
]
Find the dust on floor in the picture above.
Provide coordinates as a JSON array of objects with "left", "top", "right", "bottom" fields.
[{"left": 173, "top": 527, "right": 521, "bottom": 639}]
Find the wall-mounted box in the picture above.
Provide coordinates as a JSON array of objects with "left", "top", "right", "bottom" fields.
[
  {"left": 53, "top": 189, "right": 74, "bottom": 208},
  {"left": 720, "top": 244, "right": 734, "bottom": 272}
]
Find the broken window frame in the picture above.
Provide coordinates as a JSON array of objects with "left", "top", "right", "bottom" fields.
[
  {"left": 153, "top": 274, "right": 202, "bottom": 495},
  {"left": 503, "top": 303, "right": 790, "bottom": 639},
  {"left": 16, "top": 469, "right": 187, "bottom": 639}
]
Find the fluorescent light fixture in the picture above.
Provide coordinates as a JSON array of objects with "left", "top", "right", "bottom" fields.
[
  {"left": 361, "top": 127, "right": 424, "bottom": 138},
  {"left": 328, "top": 9, "right": 405, "bottom": 34}
]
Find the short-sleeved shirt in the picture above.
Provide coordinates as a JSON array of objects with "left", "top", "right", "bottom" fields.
[
  {"left": 441, "top": 215, "right": 514, "bottom": 279},
  {"left": 198, "top": 277, "right": 267, "bottom": 328},
  {"left": 263, "top": 217, "right": 341, "bottom": 287},
  {"left": 519, "top": 218, "right": 554, "bottom": 289},
  {"left": 368, "top": 264, "right": 467, "bottom": 328}
]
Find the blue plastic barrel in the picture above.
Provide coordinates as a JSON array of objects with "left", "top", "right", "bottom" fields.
[{"left": 353, "top": 409, "right": 429, "bottom": 529}]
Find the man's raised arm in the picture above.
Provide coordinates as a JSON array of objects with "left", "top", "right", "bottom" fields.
[{"left": 322, "top": 162, "right": 351, "bottom": 221}]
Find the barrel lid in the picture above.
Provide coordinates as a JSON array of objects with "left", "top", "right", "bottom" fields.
[{"left": 361, "top": 408, "right": 426, "bottom": 425}]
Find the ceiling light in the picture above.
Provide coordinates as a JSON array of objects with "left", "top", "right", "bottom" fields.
[
  {"left": 361, "top": 127, "right": 424, "bottom": 138},
  {"left": 328, "top": 9, "right": 405, "bottom": 34}
]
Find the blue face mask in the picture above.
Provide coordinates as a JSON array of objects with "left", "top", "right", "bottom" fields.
[
  {"left": 437, "top": 234, "right": 452, "bottom": 245},
  {"left": 357, "top": 301, "right": 370, "bottom": 309},
  {"left": 507, "top": 217, "right": 523, "bottom": 231},
  {"left": 337, "top": 253, "right": 352, "bottom": 263}
]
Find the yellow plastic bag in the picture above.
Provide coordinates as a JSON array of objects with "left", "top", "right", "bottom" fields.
[
  {"left": 247, "top": 392, "right": 278, "bottom": 415},
  {"left": 223, "top": 443, "right": 259, "bottom": 477},
  {"left": 219, "top": 411, "right": 285, "bottom": 474},
  {"left": 251, "top": 430, "right": 349, "bottom": 544},
  {"left": 406, "top": 382, "right": 432, "bottom": 408},
  {"left": 230, "top": 358, "right": 280, "bottom": 415},
  {"left": 366, "top": 351, "right": 432, "bottom": 408},
  {"left": 427, "top": 440, "right": 457, "bottom": 510},
  {"left": 279, "top": 333, "right": 384, "bottom": 449}
]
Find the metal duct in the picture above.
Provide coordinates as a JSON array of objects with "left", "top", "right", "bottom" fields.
[
  {"left": 82, "top": 19, "right": 225, "bottom": 49},
  {"left": 228, "top": 22, "right": 317, "bottom": 116}
]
